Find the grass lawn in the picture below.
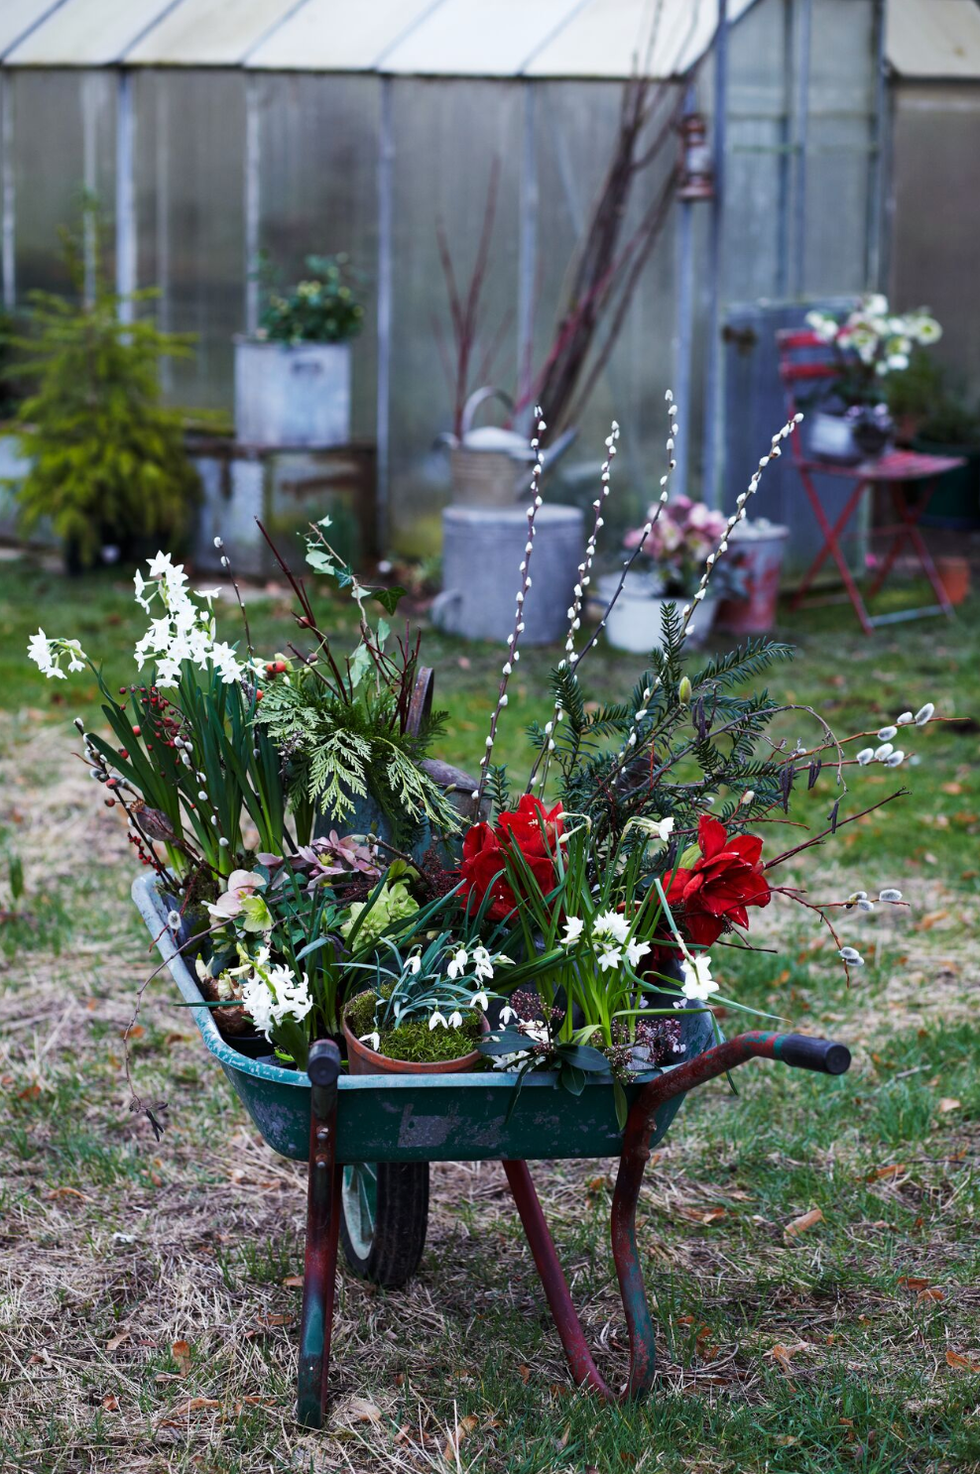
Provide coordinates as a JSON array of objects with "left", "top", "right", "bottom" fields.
[{"left": 0, "top": 550, "right": 978, "bottom": 1472}]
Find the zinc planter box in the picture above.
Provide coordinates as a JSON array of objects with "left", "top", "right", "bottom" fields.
[{"left": 234, "top": 339, "right": 352, "bottom": 449}]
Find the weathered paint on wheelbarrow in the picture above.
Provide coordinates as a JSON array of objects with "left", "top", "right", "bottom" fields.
[{"left": 133, "top": 874, "right": 715, "bottom": 1163}]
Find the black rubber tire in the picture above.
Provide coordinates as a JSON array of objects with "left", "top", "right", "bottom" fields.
[{"left": 338, "top": 1160, "right": 430, "bottom": 1288}]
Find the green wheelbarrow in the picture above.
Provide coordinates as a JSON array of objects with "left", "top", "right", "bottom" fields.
[{"left": 134, "top": 873, "right": 851, "bottom": 1428}]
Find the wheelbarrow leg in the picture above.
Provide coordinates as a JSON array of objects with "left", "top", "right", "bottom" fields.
[
  {"left": 503, "top": 1030, "right": 851, "bottom": 1402},
  {"left": 297, "top": 1041, "right": 342, "bottom": 1429}
]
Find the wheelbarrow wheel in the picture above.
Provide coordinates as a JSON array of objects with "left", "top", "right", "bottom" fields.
[{"left": 339, "top": 1161, "right": 429, "bottom": 1287}]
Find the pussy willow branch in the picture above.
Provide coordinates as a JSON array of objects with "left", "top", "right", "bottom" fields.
[{"left": 763, "top": 788, "right": 909, "bottom": 871}]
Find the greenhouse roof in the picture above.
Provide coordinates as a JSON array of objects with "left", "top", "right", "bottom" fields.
[
  {"left": 887, "top": 0, "right": 980, "bottom": 80},
  {"left": 0, "top": 0, "right": 757, "bottom": 77}
]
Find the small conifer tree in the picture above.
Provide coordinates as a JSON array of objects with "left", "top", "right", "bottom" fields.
[{"left": 10, "top": 206, "right": 199, "bottom": 569}]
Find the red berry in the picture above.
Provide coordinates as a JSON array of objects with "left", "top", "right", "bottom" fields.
[
  {"left": 105, "top": 798, "right": 116, "bottom": 808},
  {"left": 274, "top": 660, "right": 287, "bottom": 674},
  {"left": 132, "top": 726, "right": 141, "bottom": 736},
  {"left": 118, "top": 686, "right": 127, "bottom": 695},
  {"left": 119, "top": 749, "right": 129, "bottom": 759},
  {"left": 255, "top": 690, "right": 264, "bottom": 701}
]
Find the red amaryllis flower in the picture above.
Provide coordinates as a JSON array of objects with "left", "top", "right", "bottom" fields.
[
  {"left": 459, "top": 795, "right": 564, "bottom": 921},
  {"left": 665, "top": 814, "right": 770, "bottom": 948}
]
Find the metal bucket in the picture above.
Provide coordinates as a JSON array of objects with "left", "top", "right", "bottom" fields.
[{"left": 715, "top": 520, "right": 790, "bottom": 634}]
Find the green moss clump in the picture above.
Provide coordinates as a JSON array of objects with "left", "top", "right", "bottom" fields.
[{"left": 345, "top": 989, "right": 483, "bottom": 1065}]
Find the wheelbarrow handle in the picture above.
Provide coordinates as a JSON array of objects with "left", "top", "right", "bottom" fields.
[
  {"left": 308, "top": 1039, "right": 342, "bottom": 1087},
  {"left": 774, "top": 1033, "right": 851, "bottom": 1075}
]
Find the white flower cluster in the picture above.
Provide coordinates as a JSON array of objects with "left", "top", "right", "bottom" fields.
[
  {"left": 27, "top": 630, "right": 88, "bottom": 681},
  {"left": 806, "top": 295, "right": 941, "bottom": 375},
  {"left": 236, "top": 950, "right": 313, "bottom": 1042},
  {"left": 855, "top": 703, "right": 933, "bottom": 768},
  {"left": 560, "top": 910, "right": 650, "bottom": 973},
  {"left": 679, "top": 953, "right": 718, "bottom": 1002},
  {"left": 133, "top": 552, "right": 242, "bottom": 689},
  {"left": 427, "top": 944, "right": 498, "bottom": 1031}
]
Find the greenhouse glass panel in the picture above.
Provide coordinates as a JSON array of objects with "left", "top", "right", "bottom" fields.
[
  {"left": 256, "top": 73, "right": 380, "bottom": 443},
  {"left": 134, "top": 69, "right": 246, "bottom": 414},
  {"left": 11, "top": 69, "right": 116, "bottom": 300},
  {"left": 801, "top": 115, "right": 872, "bottom": 296},
  {"left": 387, "top": 77, "right": 522, "bottom": 553}
]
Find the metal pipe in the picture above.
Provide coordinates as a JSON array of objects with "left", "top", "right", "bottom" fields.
[
  {"left": 865, "top": 0, "right": 888, "bottom": 290},
  {"left": 775, "top": 0, "right": 794, "bottom": 297},
  {"left": 244, "top": 74, "right": 261, "bottom": 337},
  {"left": 115, "top": 68, "right": 136, "bottom": 322},
  {"left": 700, "top": 0, "right": 729, "bottom": 508},
  {"left": 82, "top": 72, "right": 100, "bottom": 308},
  {"left": 516, "top": 81, "right": 537, "bottom": 418},
  {"left": 0, "top": 74, "right": 14, "bottom": 309},
  {"left": 673, "top": 87, "right": 697, "bottom": 497},
  {"left": 791, "top": 0, "right": 813, "bottom": 297},
  {"left": 375, "top": 76, "right": 394, "bottom": 549}
]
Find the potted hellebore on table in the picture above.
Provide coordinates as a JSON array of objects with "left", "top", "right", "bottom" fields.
[
  {"left": 804, "top": 295, "right": 942, "bottom": 463},
  {"left": 597, "top": 495, "right": 740, "bottom": 653},
  {"left": 26, "top": 400, "right": 944, "bottom": 1128}
]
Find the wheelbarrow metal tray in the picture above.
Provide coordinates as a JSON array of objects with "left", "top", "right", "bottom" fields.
[{"left": 133, "top": 874, "right": 705, "bottom": 1163}]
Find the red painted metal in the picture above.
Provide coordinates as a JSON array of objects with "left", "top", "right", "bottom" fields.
[
  {"left": 297, "top": 1043, "right": 342, "bottom": 1429},
  {"left": 502, "top": 1030, "right": 850, "bottom": 1402}
]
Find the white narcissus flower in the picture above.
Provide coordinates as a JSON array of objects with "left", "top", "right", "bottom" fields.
[
  {"left": 650, "top": 816, "right": 675, "bottom": 842},
  {"left": 446, "top": 948, "right": 468, "bottom": 980},
  {"left": 27, "top": 630, "right": 63, "bottom": 680},
  {"left": 625, "top": 938, "right": 651, "bottom": 970},
  {"left": 560, "top": 916, "right": 584, "bottom": 946},
  {"left": 597, "top": 947, "right": 623, "bottom": 972},
  {"left": 594, "top": 909, "right": 630, "bottom": 945},
  {"left": 680, "top": 954, "right": 719, "bottom": 1002}
]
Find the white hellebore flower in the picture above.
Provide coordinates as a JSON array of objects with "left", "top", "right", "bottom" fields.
[
  {"left": 561, "top": 916, "right": 585, "bottom": 946},
  {"left": 446, "top": 948, "right": 469, "bottom": 980},
  {"left": 429, "top": 1011, "right": 448, "bottom": 1031},
  {"left": 680, "top": 954, "right": 719, "bottom": 1002},
  {"left": 594, "top": 909, "right": 630, "bottom": 945}
]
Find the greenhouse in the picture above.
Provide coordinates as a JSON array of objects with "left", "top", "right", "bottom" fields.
[{"left": 0, "top": 0, "right": 889, "bottom": 551}]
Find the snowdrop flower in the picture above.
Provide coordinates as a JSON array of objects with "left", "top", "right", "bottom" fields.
[
  {"left": 856, "top": 748, "right": 874, "bottom": 765},
  {"left": 448, "top": 1011, "right": 464, "bottom": 1030},
  {"left": 360, "top": 1031, "right": 381, "bottom": 1053},
  {"left": 879, "top": 888, "right": 903, "bottom": 902},
  {"left": 471, "top": 946, "right": 494, "bottom": 982},
  {"left": 406, "top": 954, "right": 421, "bottom": 976},
  {"left": 470, "top": 991, "right": 489, "bottom": 1012},
  {"left": 429, "top": 1011, "right": 448, "bottom": 1031},
  {"left": 561, "top": 916, "right": 585, "bottom": 946},
  {"left": 914, "top": 703, "right": 934, "bottom": 726},
  {"left": 447, "top": 948, "right": 468, "bottom": 980},
  {"left": 594, "top": 910, "right": 630, "bottom": 945},
  {"left": 625, "top": 938, "right": 651, "bottom": 970},
  {"left": 884, "top": 750, "right": 905, "bottom": 767},
  {"left": 680, "top": 954, "right": 719, "bottom": 1001},
  {"left": 597, "top": 947, "right": 623, "bottom": 972},
  {"left": 499, "top": 1006, "right": 517, "bottom": 1025},
  {"left": 839, "top": 946, "right": 864, "bottom": 965}
]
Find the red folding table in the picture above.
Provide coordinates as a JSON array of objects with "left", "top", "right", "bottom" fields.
[{"left": 777, "top": 329, "right": 964, "bottom": 636}]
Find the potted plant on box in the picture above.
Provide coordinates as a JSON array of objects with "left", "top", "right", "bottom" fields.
[
  {"left": 886, "top": 352, "right": 980, "bottom": 533},
  {"left": 597, "top": 494, "right": 739, "bottom": 653},
  {"left": 803, "top": 295, "right": 942, "bottom": 464},
  {"left": 236, "top": 253, "right": 364, "bottom": 449}
]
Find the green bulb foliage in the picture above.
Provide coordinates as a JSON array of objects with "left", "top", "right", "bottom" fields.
[{"left": 8, "top": 206, "right": 200, "bottom": 568}]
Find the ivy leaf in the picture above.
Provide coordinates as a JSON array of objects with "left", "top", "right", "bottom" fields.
[
  {"left": 372, "top": 585, "right": 407, "bottom": 616},
  {"left": 305, "top": 548, "right": 335, "bottom": 575},
  {"left": 376, "top": 617, "right": 390, "bottom": 649},
  {"left": 348, "top": 643, "right": 373, "bottom": 690}
]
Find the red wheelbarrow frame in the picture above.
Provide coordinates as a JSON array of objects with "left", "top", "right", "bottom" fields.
[{"left": 298, "top": 1029, "right": 850, "bottom": 1426}]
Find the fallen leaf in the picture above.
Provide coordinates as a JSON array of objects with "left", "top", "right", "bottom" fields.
[
  {"left": 518, "top": 1364, "right": 531, "bottom": 1384},
  {"left": 171, "top": 1340, "right": 191, "bottom": 1377},
  {"left": 444, "top": 1414, "right": 478, "bottom": 1462},
  {"left": 255, "top": 1313, "right": 293, "bottom": 1328},
  {"left": 946, "top": 1350, "right": 980, "bottom": 1371},
  {"left": 937, "top": 1098, "right": 961, "bottom": 1114},
  {"left": 867, "top": 1163, "right": 906, "bottom": 1181},
  {"left": 775, "top": 1434, "right": 798, "bottom": 1447},
  {"left": 282, "top": 1274, "right": 304, "bottom": 1288},
  {"left": 157, "top": 1397, "right": 221, "bottom": 1425},
  {"left": 941, "top": 781, "right": 963, "bottom": 795},
  {"left": 102, "top": 1394, "right": 119, "bottom": 1411},
  {"left": 46, "top": 1186, "right": 88, "bottom": 1201},
  {"left": 106, "top": 1331, "right": 130, "bottom": 1352},
  {"left": 897, "top": 1276, "right": 931, "bottom": 1291},
  {"left": 917, "top": 1287, "right": 945, "bottom": 1304},
  {"left": 785, "top": 1208, "right": 823, "bottom": 1237},
  {"left": 701, "top": 1208, "right": 727, "bottom": 1224},
  {"left": 122, "top": 1025, "right": 145, "bottom": 1040},
  {"left": 347, "top": 1397, "right": 382, "bottom": 1423},
  {"left": 17, "top": 1084, "right": 41, "bottom": 1100}
]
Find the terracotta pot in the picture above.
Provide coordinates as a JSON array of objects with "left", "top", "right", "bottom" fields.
[
  {"left": 936, "top": 555, "right": 971, "bottom": 606},
  {"left": 342, "top": 997, "right": 489, "bottom": 1076}
]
